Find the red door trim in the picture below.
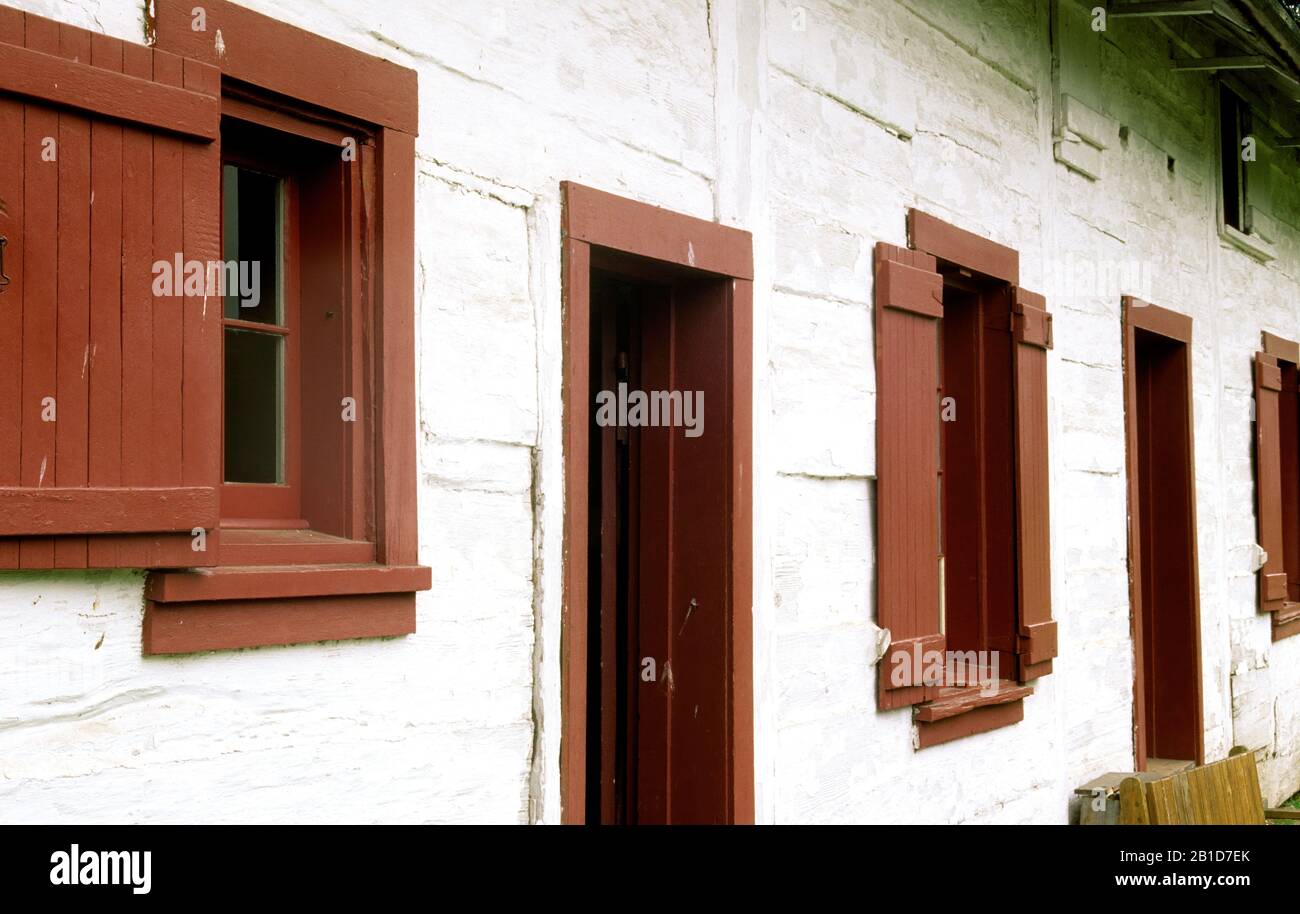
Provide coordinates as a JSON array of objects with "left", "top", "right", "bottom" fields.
[
  {"left": 1121, "top": 295, "right": 1205, "bottom": 769},
  {"left": 907, "top": 208, "right": 1019, "bottom": 284},
  {"left": 560, "top": 182, "right": 754, "bottom": 824}
]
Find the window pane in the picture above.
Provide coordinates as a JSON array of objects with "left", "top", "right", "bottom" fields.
[
  {"left": 222, "top": 165, "right": 281, "bottom": 324},
  {"left": 224, "top": 327, "right": 283, "bottom": 483}
]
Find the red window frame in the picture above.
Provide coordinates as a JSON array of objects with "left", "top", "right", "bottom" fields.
[
  {"left": 139, "top": 0, "right": 428, "bottom": 654},
  {"left": 1255, "top": 331, "right": 1300, "bottom": 641},
  {"left": 874, "top": 210, "right": 1056, "bottom": 749}
]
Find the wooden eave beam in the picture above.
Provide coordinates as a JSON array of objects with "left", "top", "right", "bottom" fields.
[
  {"left": 1109, "top": 0, "right": 1252, "bottom": 31},
  {"left": 1172, "top": 54, "right": 1270, "bottom": 69}
]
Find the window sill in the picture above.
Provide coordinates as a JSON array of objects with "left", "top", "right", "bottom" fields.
[
  {"left": 1272, "top": 601, "right": 1300, "bottom": 642},
  {"left": 1220, "top": 223, "right": 1276, "bottom": 263},
  {"left": 913, "top": 680, "right": 1033, "bottom": 749},
  {"left": 218, "top": 527, "right": 376, "bottom": 565},
  {"left": 143, "top": 532, "right": 430, "bottom": 654}
]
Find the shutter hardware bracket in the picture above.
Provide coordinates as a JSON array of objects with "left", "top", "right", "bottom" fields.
[{"left": 0, "top": 236, "right": 9, "bottom": 293}]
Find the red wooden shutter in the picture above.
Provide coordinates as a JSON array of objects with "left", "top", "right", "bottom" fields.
[
  {"left": 1254, "top": 352, "right": 1287, "bottom": 613},
  {"left": 874, "top": 243, "right": 944, "bottom": 710},
  {"left": 0, "top": 9, "right": 221, "bottom": 569},
  {"left": 1011, "top": 287, "right": 1057, "bottom": 681}
]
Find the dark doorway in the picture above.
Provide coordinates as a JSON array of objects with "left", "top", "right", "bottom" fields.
[
  {"left": 1123, "top": 299, "right": 1203, "bottom": 770},
  {"left": 585, "top": 269, "right": 731, "bottom": 824}
]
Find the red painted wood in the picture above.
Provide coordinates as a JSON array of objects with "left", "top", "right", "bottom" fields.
[
  {"left": 150, "top": 49, "right": 185, "bottom": 490},
  {"left": 562, "top": 190, "right": 753, "bottom": 824},
  {"left": 1125, "top": 295, "right": 1192, "bottom": 343},
  {"left": 561, "top": 238, "right": 592, "bottom": 823},
  {"left": 1277, "top": 359, "right": 1300, "bottom": 611},
  {"left": 376, "top": 128, "right": 418, "bottom": 566},
  {"left": 221, "top": 93, "right": 362, "bottom": 147},
  {"left": 116, "top": 43, "right": 156, "bottom": 567},
  {"left": 18, "top": 14, "right": 60, "bottom": 569},
  {"left": 143, "top": 590, "right": 417, "bottom": 655},
  {"left": 940, "top": 284, "right": 982, "bottom": 655},
  {"left": 0, "top": 487, "right": 217, "bottom": 535},
  {"left": 181, "top": 57, "right": 222, "bottom": 522},
  {"left": 1263, "top": 331, "right": 1300, "bottom": 365},
  {"left": 299, "top": 154, "right": 350, "bottom": 537},
  {"left": 86, "top": 33, "right": 124, "bottom": 568},
  {"left": 152, "top": 0, "right": 418, "bottom": 135},
  {"left": 915, "top": 697, "right": 1025, "bottom": 749},
  {"left": 1254, "top": 352, "right": 1287, "bottom": 613},
  {"left": 0, "top": 37, "right": 218, "bottom": 140},
  {"left": 874, "top": 243, "right": 945, "bottom": 710},
  {"left": 218, "top": 528, "right": 375, "bottom": 566},
  {"left": 635, "top": 284, "right": 671, "bottom": 825},
  {"left": 348, "top": 146, "right": 369, "bottom": 542},
  {"left": 1012, "top": 288, "right": 1056, "bottom": 680},
  {"left": 669, "top": 276, "right": 734, "bottom": 824},
  {"left": 51, "top": 23, "right": 93, "bottom": 569},
  {"left": 147, "top": 563, "right": 429, "bottom": 603},
  {"left": 0, "top": 6, "right": 24, "bottom": 569},
  {"left": 563, "top": 182, "right": 753, "bottom": 280},
  {"left": 596, "top": 289, "right": 619, "bottom": 824},
  {"left": 937, "top": 282, "right": 1022, "bottom": 679},
  {"left": 1124, "top": 299, "right": 1204, "bottom": 767},
  {"left": 908, "top": 209, "right": 1019, "bottom": 284},
  {"left": 876, "top": 257, "right": 942, "bottom": 317},
  {"left": 728, "top": 277, "right": 755, "bottom": 824},
  {"left": 913, "top": 681, "right": 1033, "bottom": 722},
  {"left": 0, "top": 533, "right": 211, "bottom": 568},
  {"left": 1273, "top": 606, "right": 1300, "bottom": 642}
]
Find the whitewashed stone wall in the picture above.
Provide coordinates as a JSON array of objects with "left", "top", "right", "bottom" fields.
[{"left": 0, "top": 0, "right": 1297, "bottom": 823}]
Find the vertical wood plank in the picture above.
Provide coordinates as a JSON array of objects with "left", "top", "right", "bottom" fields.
[
  {"left": 375, "top": 128, "right": 417, "bottom": 565},
  {"left": 561, "top": 237, "right": 591, "bottom": 823},
  {"left": 729, "top": 277, "right": 755, "bottom": 824},
  {"left": 670, "top": 277, "right": 733, "bottom": 823},
  {"left": 1013, "top": 288, "right": 1055, "bottom": 680},
  {"left": 347, "top": 150, "right": 369, "bottom": 541},
  {"left": 18, "top": 14, "right": 60, "bottom": 569},
  {"left": 596, "top": 297, "right": 618, "bottom": 823},
  {"left": 0, "top": 7, "right": 25, "bottom": 568},
  {"left": 181, "top": 58, "right": 221, "bottom": 564},
  {"left": 117, "top": 42, "right": 155, "bottom": 568},
  {"left": 151, "top": 49, "right": 185, "bottom": 488},
  {"left": 52, "top": 23, "right": 93, "bottom": 569},
  {"left": 86, "top": 33, "right": 124, "bottom": 568},
  {"left": 873, "top": 243, "right": 945, "bottom": 710},
  {"left": 635, "top": 283, "right": 671, "bottom": 824},
  {"left": 1254, "top": 353, "right": 1286, "bottom": 612}
]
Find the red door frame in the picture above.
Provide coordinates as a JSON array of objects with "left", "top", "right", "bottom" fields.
[
  {"left": 560, "top": 182, "right": 754, "bottom": 824},
  {"left": 1122, "top": 296, "right": 1205, "bottom": 769}
]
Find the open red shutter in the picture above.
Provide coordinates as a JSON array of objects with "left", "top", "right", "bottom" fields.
[
  {"left": 0, "top": 9, "right": 221, "bottom": 569},
  {"left": 874, "top": 243, "right": 944, "bottom": 710},
  {"left": 1011, "top": 288, "right": 1056, "bottom": 681},
  {"left": 1254, "top": 352, "right": 1287, "bottom": 612}
]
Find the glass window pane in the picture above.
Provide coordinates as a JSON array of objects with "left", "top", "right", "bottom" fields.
[
  {"left": 222, "top": 165, "right": 281, "bottom": 324},
  {"left": 224, "top": 327, "right": 283, "bottom": 484}
]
